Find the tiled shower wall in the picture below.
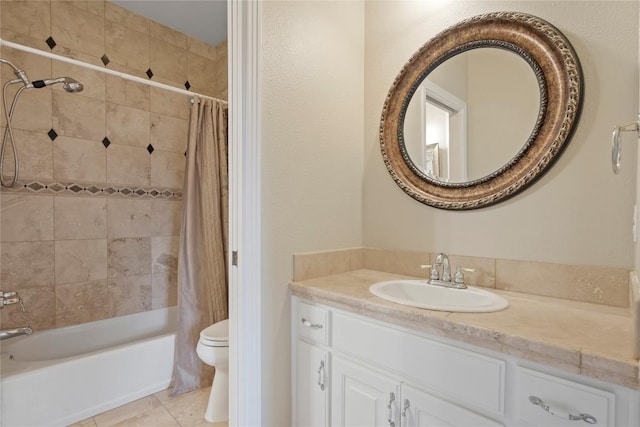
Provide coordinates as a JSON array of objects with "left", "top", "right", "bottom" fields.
[{"left": 0, "top": 1, "right": 227, "bottom": 331}]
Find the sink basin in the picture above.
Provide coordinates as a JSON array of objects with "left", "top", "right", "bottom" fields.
[{"left": 369, "top": 280, "right": 509, "bottom": 313}]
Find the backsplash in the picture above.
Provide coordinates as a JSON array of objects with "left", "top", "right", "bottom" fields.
[
  {"left": 0, "top": 1, "right": 227, "bottom": 331},
  {"left": 293, "top": 248, "right": 630, "bottom": 308}
]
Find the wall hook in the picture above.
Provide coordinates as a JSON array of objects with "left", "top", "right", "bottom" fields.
[{"left": 611, "top": 114, "right": 640, "bottom": 174}]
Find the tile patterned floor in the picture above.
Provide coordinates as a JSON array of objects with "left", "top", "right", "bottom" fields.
[{"left": 69, "top": 387, "right": 227, "bottom": 427}]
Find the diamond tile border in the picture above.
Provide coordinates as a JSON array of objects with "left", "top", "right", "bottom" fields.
[{"left": 1, "top": 179, "right": 183, "bottom": 201}]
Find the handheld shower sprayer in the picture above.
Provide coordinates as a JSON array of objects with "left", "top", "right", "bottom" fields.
[{"left": 0, "top": 58, "right": 85, "bottom": 187}]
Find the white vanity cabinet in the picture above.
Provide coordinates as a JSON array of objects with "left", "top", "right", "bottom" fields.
[{"left": 291, "top": 296, "right": 640, "bottom": 427}]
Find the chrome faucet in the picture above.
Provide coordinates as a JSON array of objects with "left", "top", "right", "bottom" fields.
[
  {"left": 0, "top": 291, "right": 26, "bottom": 311},
  {"left": 0, "top": 326, "right": 32, "bottom": 341},
  {"left": 422, "top": 253, "right": 469, "bottom": 289}
]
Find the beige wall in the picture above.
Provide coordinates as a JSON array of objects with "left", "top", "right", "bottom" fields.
[
  {"left": 0, "top": 1, "right": 227, "bottom": 331},
  {"left": 364, "top": 1, "right": 639, "bottom": 269},
  {"left": 261, "top": 1, "right": 364, "bottom": 424}
]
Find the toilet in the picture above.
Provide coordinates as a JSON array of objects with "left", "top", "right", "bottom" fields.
[{"left": 196, "top": 318, "right": 229, "bottom": 423}]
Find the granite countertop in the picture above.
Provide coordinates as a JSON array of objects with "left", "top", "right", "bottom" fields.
[{"left": 289, "top": 269, "right": 639, "bottom": 389}]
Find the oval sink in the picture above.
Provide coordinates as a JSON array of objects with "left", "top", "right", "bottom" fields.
[{"left": 369, "top": 280, "right": 509, "bottom": 313}]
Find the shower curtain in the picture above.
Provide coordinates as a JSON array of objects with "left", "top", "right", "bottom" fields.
[{"left": 172, "top": 97, "right": 229, "bottom": 396}]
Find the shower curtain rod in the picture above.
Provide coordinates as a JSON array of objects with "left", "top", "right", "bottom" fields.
[{"left": 0, "top": 38, "right": 228, "bottom": 105}]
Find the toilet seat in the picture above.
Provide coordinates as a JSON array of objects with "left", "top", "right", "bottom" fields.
[{"left": 199, "top": 319, "right": 229, "bottom": 347}]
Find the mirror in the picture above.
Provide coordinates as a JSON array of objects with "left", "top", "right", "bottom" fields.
[{"left": 380, "top": 12, "right": 583, "bottom": 210}]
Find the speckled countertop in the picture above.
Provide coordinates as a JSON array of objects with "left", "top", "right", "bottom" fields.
[{"left": 289, "top": 269, "right": 639, "bottom": 389}]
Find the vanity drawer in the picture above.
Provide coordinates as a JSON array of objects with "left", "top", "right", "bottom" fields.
[
  {"left": 332, "top": 312, "right": 505, "bottom": 415},
  {"left": 296, "top": 301, "right": 330, "bottom": 345},
  {"left": 516, "top": 367, "right": 615, "bottom": 426}
]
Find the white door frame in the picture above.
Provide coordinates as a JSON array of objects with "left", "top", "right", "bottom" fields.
[{"left": 228, "top": 0, "right": 262, "bottom": 425}]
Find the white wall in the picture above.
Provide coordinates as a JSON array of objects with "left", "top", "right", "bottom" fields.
[
  {"left": 364, "top": 1, "right": 639, "bottom": 269},
  {"left": 260, "top": 1, "right": 364, "bottom": 425}
]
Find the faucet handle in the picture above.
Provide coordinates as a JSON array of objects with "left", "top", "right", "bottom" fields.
[
  {"left": 420, "top": 264, "right": 439, "bottom": 281},
  {"left": 454, "top": 266, "right": 476, "bottom": 284}
]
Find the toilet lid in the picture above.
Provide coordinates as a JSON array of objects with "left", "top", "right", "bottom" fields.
[{"left": 200, "top": 319, "right": 229, "bottom": 342}]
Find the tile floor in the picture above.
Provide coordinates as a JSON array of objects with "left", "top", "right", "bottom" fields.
[{"left": 69, "top": 387, "right": 227, "bottom": 427}]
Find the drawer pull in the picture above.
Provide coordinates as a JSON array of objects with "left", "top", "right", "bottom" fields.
[
  {"left": 529, "top": 396, "right": 597, "bottom": 424},
  {"left": 317, "top": 360, "right": 325, "bottom": 391},
  {"left": 301, "top": 318, "right": 323, "bottom": 329},
  {"left": 387, "top": 392, "right": 396, "bottom": 427}
]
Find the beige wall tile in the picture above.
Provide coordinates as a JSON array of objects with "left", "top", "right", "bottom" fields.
[
  {"left": 187, "top": 52, "right": 217, "bottom": 95},
  {"left": 150, "top": 150, "right": 185, "bottom": 188},
  {"left": 52, "top": 55, "right": 106, "bottom": 101},
  {"left": 107, "top": 237, "right": 151, "bottom": 278},
  {"left": 150, "top": 85, "right": 189, "bottom": 119},
  {"left": 55, "top": 279, "right": 111, "bottom": 327},
  {"left": 105, "top": 21, "right": 150, "bottom": 72},
  {"left": 0, "top": 129, "right": 53, "bottom": 180},
  {"left": 0, "top": 241, "right": 54, "bottom": 290},
  {"left": 0, "top": 46, "right": 52, "bottom": 82},
  {"left": 2, "top": 81, "right": 52, "bottom": 132},
  {"left": 105, "top": 2, "right": 149, "bottom": 34},
  {"left": 106, "top": 144, "right": 151, "bottom": 186},
  {"left": 55, "top": 238, "right": 107, "bottom": 284},
  {"left": 149, "top": 38, "right": 187, "bottom": 83},
  {"left": 1, "top": 285, "right": 55, "bottom": 331},
  {"left": 106, "top": 103, "right": 150, "bottom": 147},
  {"left": 68, "top": 1, "right": 105, "bottom": 18},
  {"left": 1, "top": 194, "right": 53, "bottom": 241},
  {"left": 1, "top": 28, "right": 50, "bottom": 51},
  {"left": 108, "top": 274, "right": 152, "bottom": 316},
  {"left": 187, "top": 36, "right": 218, "bottom": 61},
  {"left": 52, "top": 1, "right": 105, "bottom": 58},
  {"left": 350, "top": 248, "right": 364, "bottom": 270},
  {"left": 54, "top": 197, "right": 106, "bottom": 240},
  {"left": 151, "top": 236, "right": 178, "bottom": 273},
  {"left": 53, "top": 91, "right": 105, "bottom": 141},
  {"left": 53, "top": 136, "right": 106, "bottom": 182},
  {"left": 363, "top": 248, "right": 431, "bottom": 278},
  {"left": 293, "top": 249, "right": 352, "bottom": 282},
  {"left": 152, "top": 271, "right": 177, "bottom": 309},
  {"left": 150, "top": 21, "right": 187, "bottom": 50},
  {"left": 1, "top": 0, "right": 51, "bottom": 41},
  {"left": 152, "top": 200, "right": 182, "bottom": 236},
  {"left": 496, "top": 259, "right": 630, "bottom": 308},
  {"left": 106, "top": 74, "right": 150, "bottom": 110},
  {"left": 107, "top": 199, "right": 153, "bottom": 238},
  {"left": 150, "top": 113, "right": 188, "bottom": 153}
]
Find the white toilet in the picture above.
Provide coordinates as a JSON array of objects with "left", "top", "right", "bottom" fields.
[{"left": 196, "top": 318, "right": 229, "bottom": 423}]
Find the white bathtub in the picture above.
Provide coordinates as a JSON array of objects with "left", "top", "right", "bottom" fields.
[{"left": 0, "top": 307, "right": 176, "bottom": 427}]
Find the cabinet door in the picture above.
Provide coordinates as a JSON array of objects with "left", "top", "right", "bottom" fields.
[
  {"left": 331, "top": 355, "right": 400, "bottom": 427},
  {"left": 401, "top": 383, "right": 503, "bottom": 427},
  {"left": 295, "top": 340, "right": 329, "bottom": 427}
]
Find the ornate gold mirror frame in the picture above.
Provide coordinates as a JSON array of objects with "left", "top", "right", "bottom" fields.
[{"left": 380, "top": 12, "right": 583, "bottom": 210}]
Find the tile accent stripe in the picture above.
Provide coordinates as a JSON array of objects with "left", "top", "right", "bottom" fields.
[{"left": 0, "top": 179, "right": 183, "bottom": 200}]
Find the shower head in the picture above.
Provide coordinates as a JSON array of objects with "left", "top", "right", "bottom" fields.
[{"left": 28, "top": 77, "right": 84, "bottom": 93}]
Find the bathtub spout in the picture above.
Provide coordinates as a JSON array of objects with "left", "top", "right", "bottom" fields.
[{"left": 0, "top": 326, "right": 32, "bottom": 341}]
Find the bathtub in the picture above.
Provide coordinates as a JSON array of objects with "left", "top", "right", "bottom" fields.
[{"left": 0, "top": 307, "right": 176, "bottom": 427}]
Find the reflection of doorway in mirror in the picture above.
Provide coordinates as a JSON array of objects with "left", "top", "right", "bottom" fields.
[
  {"left": 425, "top": 143, "right": 440, "bottom": 178},
  {"left": 423, "top": 81, "right": 468, "bottom": 182}
]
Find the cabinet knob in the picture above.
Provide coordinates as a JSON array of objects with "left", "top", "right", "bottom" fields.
[
  {"left": 301, "top": 317, "right": 323, "bottom": 329},
  {"left": 401, "top": 399, "right": 410, "bottom": 417},
  {"left": 529, "top": 395, "right": 597, "bottom": 424}
]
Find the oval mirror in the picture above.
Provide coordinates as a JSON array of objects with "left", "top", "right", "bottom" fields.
[{"left": 380, "top": 12, "right": 583, "bottom": 210}]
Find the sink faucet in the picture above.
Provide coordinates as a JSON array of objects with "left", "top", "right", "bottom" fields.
[
  {"left": 422, "top": 253, "right": 468, "bottom": 289},
  {"left": 0, "top": 326, "right": 32, "bottom": 341}
]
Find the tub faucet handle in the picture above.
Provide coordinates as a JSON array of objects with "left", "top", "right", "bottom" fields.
[{"left": 0, "top": 291, "right": 25, "bottom": 311}]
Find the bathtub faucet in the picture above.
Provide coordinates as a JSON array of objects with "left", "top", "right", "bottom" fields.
[
  {"left": 0, "top": 326, "right": 32, "bottom": 341},
  {"left": 0, "top": 291, "right": 26, "bottom": 311}
]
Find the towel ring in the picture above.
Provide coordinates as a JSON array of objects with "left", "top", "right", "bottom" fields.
[{"left": 611, "top": 114, "right": 639, "bottom": 174}]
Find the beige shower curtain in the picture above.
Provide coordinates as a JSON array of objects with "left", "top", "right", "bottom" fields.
[{"left": 172, "top": 97, "right": 228, "bottom": 396}]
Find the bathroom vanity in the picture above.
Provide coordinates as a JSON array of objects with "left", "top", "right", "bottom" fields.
[{"left": 290, "top": 270, "right": 640, "bottom": 427}]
